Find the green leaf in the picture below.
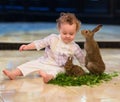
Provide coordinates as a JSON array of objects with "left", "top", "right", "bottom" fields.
[{"left": 48, "top": 72, "right": 119, "bottom": 86}]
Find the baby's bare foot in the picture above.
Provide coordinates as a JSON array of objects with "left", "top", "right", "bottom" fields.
[
  {"left": 43, "top": 74, "right": 54, "bottom": 83},
  {"left": 3, "top": 69, "right": 16, "bottom": 80},
  {"left": 38, "top": 71, "right": 54, "bottom": 83}
]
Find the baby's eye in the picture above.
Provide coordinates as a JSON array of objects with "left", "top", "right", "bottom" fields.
[
  {"left": 69, "top": 33, "right": 74, "bottom": 35},
  {"left": 63, "top": 32, "right": 67, "bottom": 35}
]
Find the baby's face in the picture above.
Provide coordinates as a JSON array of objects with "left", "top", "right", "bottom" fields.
[{"left": 59, "top": 23, "right": 77, "bottom": 44}]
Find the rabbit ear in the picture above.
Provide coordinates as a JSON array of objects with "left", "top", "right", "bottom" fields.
[
  {"left": 68, "top": 56, "right": 73, "bottom": 61},
  {"left": 92, "top": 24, "right": 102, "bottom": 33}
]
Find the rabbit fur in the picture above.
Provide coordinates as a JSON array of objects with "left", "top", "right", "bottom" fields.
[
  {"left": 81, "top": 24, "right": 105, "bottom": 74},
  {"left": 64, "top": 56, "right": 85, "bottom": 76}
]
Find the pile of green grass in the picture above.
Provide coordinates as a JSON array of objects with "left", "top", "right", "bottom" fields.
[{"left": 48, "top": 72, "right": 119, "bottom": 86}]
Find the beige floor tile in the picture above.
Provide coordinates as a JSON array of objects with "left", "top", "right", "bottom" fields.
[{"left": 0, "top": 49, "right": 120, "bottom": 102}]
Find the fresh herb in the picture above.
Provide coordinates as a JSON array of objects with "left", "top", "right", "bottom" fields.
[{"left": 48, "top": 72, "right": 119, "bottom": 86}]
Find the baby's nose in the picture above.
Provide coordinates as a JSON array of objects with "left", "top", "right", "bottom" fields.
[{"left": 66, "top": 34, "right": 70, "bottom": 37}]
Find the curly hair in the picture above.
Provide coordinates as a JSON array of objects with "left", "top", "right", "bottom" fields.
[{"left": 56, "top": 12, "right": 81, "bottom": 32}]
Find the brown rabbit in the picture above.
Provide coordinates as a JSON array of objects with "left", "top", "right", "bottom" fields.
[
  {"left": 81, "top": 24, "right": 105, "bottom": 74},
  {"left": 64, "top": 56, "right": 85, "bottom": 76}
]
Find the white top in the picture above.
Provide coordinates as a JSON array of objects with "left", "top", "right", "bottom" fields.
[{"left": 34, "top": 34, "right": 85, "bottom": 67}]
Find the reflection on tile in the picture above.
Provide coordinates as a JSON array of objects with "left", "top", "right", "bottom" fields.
[
  {"left": 0, "top": 49, "right": 120, "bottom": 102},
  {"left": 0, "top": 23, "right": 120, "bottom": 42}
]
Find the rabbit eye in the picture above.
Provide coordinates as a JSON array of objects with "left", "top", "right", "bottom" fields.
[{"left": 86, "top": 31, "right": 88, "bottom": 33}]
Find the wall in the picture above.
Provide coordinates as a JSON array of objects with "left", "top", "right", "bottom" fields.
[{"left": 0, "top": 0, "right": 119, "bottom": 24}]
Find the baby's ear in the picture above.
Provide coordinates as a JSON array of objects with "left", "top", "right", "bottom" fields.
[{"left": 92, "top": 24, "right": 103, "bottom": 33}]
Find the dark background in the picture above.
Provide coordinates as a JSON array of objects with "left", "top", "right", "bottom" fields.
[{"left": 0, "top": 0, "right": 120, "bottom": 24}]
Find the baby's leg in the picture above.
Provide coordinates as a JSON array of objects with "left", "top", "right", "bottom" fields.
[
  {"left": 3, "top": 68, "right": 23, "bottom": 80},
  {"left": 38, "top": 71, "right": 54, "bottom": 83}
]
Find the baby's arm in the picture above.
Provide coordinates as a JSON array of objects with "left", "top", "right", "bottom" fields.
[
  {"left": 19, "top": 42, "right": 36, "bottom": 51},
  {"left": 19, "top": 34, "right": 57, "bottom": 51}
]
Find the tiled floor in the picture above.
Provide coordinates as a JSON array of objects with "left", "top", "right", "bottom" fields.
[
  {"left": 0, "top": 49, "right": 120, "bottom": 102},
  {"left": 0, "top": 23, "right": 120, "bottom": 42}
]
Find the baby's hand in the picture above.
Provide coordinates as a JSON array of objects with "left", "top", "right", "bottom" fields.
[{"left": 19, "top": 45, "right": 28, "bottom": 51}]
